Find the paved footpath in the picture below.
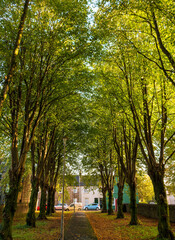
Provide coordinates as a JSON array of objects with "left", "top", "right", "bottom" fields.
[{"left": 64, "top": 212, "right": 97, "bottom": 240}]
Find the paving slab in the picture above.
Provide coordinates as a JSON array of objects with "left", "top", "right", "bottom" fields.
[{"left": 64, "top": 212, "right": 97, "bottom": 240}]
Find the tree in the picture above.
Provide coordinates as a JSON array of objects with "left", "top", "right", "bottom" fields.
[
  {"left": 46, "top": 135, "right": 62, "bottom": 216},
  {"left": 94, "top": 2, "right": 175, "bottom": 237},
  {"left": 96, "top": 0, "right": 175, "bottom": 86},
  {"left": 113, "top": 124, "right": 139, "bottom": 225},
  {"left": 83, "top": 86, "right": 118, "bottom": 215},
  {"left": 26, "top": 120, "right": 59, "bottom": 226},
  {"left": 99, "top": 163, "right": 108, "bottom": 213},
  {"left": 94, "top": 66, "right": 139, "bottom": 223},
  {"left": 0, "top": 0, "right": 90, "bottom": 238},
  {"left": 129, "top": 76, "right": 175, "bottom": 239},
  {"left": 0, "top": 0, "right": 30, "bottom": 114},
  {"left": 112, "top": 44, "right": 174, "bottom": 237},
  {"left": 116, "top": 160, "right": 125, "bottom": 219}
]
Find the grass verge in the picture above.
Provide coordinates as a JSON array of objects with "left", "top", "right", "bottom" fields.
[
  {"left": 1, "top": 211, "right": 72, "bottom": 240},
  {"left": 86, "top": 212, "right": 175, "bottom": 240}
]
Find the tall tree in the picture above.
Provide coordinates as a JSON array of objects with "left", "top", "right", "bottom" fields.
[
  {"left": 114, "top": 124, "right": 139, "bottom": 225},
  {"left": 99, "top": 163, "right": 108, "bottom": 213},
  {"left": 96, "top": 0, "right": 175, "bottom": 86},
  {"left": 37, "top": 126, "right": 56, "bottom": 220},
  {"left": 0, "top": 0, "right": 90, "bottom": 238},
  {"left": 116, "top": 160, "right": 125, "bottom": 219},
  {"left": 0, "top": 0, "right": 30, "bottom": 114},
  {"left": 128, "top": 76, "right": 174, "bottom": 239},
  {"left": 26, "top": 121, "right": 56, "bottom": 225},
  {"left": 94, "top": 2, "right": 175, "bottom": 237}
]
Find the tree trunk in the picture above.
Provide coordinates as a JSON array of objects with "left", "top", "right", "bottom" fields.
[
  {"left": 108, "top": 189, "right": 114, "bottom": 215},
  {"left": 46, "top": 187, "right": 55, "bottom": 215},
  {"left": 0, "top": 171, "right": 21, "bottom": 240},
  {"left": 26, "top": 178, "right": 39, "bottom": 227},
  {"left": 37, "top": 183, "right": 47, "bottom": 220},
  {"left": 117, "top": 182, "right": 124, "bottom": 219},
  {"left": 46, "top": 187, "right": 52, "bottom": 216},
  {"left": 149, "top": 169, "right": 174, "bottom": 240},
  {"left": 101, "top": 188, "right": 107, "bottom": 213},
  {"left": 129, "top": 181, "right": 138, "bottom": 225},
  {"left": 51, "top": 188, "right": 56, "bottom": 213}
]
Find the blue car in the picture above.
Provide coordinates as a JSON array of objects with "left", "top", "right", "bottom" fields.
[{"left": 83, "top": 203, "right": 100, "bottom": 211}]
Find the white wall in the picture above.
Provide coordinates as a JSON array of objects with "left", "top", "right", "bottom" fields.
[
  {"left": 81, "top": 186, "right": 103, "bottom": 207},
  {"left": 167, "top": 195, "right": 175, "bottom": 204}
]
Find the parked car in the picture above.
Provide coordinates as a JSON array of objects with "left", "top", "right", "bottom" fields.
[
  {"left": 54, "top": 203, "right": 68, "bottom": 211},
  {"left": 149, "top": 202, "right": 156, "bottom": 204},
  {"left": 37, "top": 205, "right": 47, "bottom": 211},
  {"left": 67, "top": 202, "right": 82, "bottom": 211},
  {"left": 83, "top": 203, "right": 100, "bottom": 211}
]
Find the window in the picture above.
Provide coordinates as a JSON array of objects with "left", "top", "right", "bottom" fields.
[
  {"left": 73, "top": 188, "right": 77, "bottom": 193},
  {"left": 73, "top": 198, "right": 77, "bottom": 203},
  {"left": 84, "top": 188, "right": 88, "bottom": 193},
  {"left": 94, "top": 198, "right": 98, "bottom": 203}
]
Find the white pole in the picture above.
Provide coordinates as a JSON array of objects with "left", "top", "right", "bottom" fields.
[{"left": 79, "top": 171, "right": 81, "bottom": 202}]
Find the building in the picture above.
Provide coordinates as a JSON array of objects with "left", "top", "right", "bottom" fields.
[
  {"left": 55, "top": 175, "right": 103, "bottom": 207},
  {"left": 56, "top": 176, "right": 139, "bottom": 210},
  {"left": 106, "top": 178, "right": 139, "bottom": 210},
  {"left": 167, "top": 194, "right": 175, "bottom": 204}
]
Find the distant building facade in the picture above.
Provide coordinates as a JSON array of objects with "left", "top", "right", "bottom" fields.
[
  {"left": 167, "top": 194, "right": 175, "bottom": 204},
  {"left": 106, "top": 177, "right": 139, "bottom": 210},
  {"left": 55, "top": 175, "right": 103, "bottom": 207}
]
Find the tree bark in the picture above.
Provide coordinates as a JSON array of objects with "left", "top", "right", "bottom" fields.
[
  {"left": 108, "top": 189, "right": 114, "bottom": 215},
  {"left": 46, "top": 187, "right": 56, "bottom": 215},
  {"left": 128, "top": 181, "right": 138, "bottom": 225},
  {"left": 99, "top": 163, "right": 108, "bottom": 213},
  {"left": 149, "top": 167, "right": 174, "bottom": 240},
  {"left": 0, "top": 171, "right": 21, "bottom": 240},
  {"left": 51, "top": 188, "right": 56, "bottom": 213},
  {"left": 117, "top": 181, "right": 124, "bottom": 219},
  {"left": 37, "top": 183, "right": 47, "bottom": 220},
  {"left": 46, "top": 187, "right": 53, "bottom": 216},
  {"left": 26, "top": 178, "right": 39, "bottom": 227},
  {"left": 101, "top": 188, "right": 107, "bottom": 213},
  {"left": 117, "top": 159, "right": 125, "bottom": 219}
]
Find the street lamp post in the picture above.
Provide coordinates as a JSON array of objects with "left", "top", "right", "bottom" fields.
[
  {"left": 59, "top": 136, "right": 67, "bottom": 240},
  {"left": 79, "top": 170, "right": 81, "bottom": 203}
]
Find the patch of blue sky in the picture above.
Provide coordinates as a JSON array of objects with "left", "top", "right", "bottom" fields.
[{"left": 88, "top": 0, "right": 99, "bottom": 26}]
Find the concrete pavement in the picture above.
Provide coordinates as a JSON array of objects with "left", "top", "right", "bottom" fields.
[{"left": 64, "top": 212, "right": 97, "bottom": 240}]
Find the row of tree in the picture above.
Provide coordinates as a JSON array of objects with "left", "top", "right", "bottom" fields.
[
  {"left": 81, "top": 1, "right": 175, "bottom": 240},
  {"left": 0, "top": 0, "right": 174, "bottom": 240},
  {"left": 0, "top": 0, "right": 91, "bottom": 239}
]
